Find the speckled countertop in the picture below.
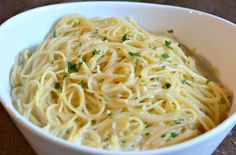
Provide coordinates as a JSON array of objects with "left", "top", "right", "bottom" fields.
[{"left": 0, "top": 0, "right": 235, "bottom": 155}]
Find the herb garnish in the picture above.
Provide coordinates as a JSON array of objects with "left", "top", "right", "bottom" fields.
[
  {"left": 181, "top": 79, "right": 186, "bottom": 84},
  {"left": 145, "top": 132, "right": 150, "bottom": 136},
  {"left": 67, "top": 61, "right": 78, "bottom": 72},
  {"left": 161, "top": 133, "right": 166, "bottom": 138},
  {"left": 173, "top": 119, "right": 183, "bottom": 124},
  {"left": 165, "top": 82, "right": 171, "bottom": 89},
  {"left": 167, "top": 29, "right": 174, "bottom": 33},
  {"left": 122, "top": 33, "right": 130, "bottom": 42},
  {"left": 171, "top": 132, "right": 177, "bottom": 138},
  {"left": 164, "top": 40, "right": 174, "bottom": 50},
  {"left": 83, "top": 55, "right": 87, "bottom": 62},
  {"left": 104, "top": 96, "right": 110, "bottom": 102},
  {"left": 108, "top": 111, "right": 113, "bottom": 117},
  {"left": 206, "top": 79, "right": 211, "bottom": 85},
  {"left": 53, "top": 30, "right": 57, "bottom": 37},
  {"left": 162, "top": 53, "right": 170, "bottom": 59},
  {"left": 128, "top": 52, "right": 141, "bottom": 59},
  {"left": 55, "top": 82, "right": 61, "bottom": 89},
  {"left": 63, "top": 72, "right": 69, "bottom": 78},
  {"left": 92, "top": 49, "right": 101, "bottom": 56},
  {"left": 103, "top": 36, "right": 107, "bottom": 41},
  {"left": 92, "top": 29, "right": 99, "bottom": 34}
]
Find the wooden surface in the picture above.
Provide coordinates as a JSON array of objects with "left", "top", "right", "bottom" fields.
[{"left": 0, "top": 0, "right": 235, "bottom": 155}]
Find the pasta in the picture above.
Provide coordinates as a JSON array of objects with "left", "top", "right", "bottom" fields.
[{"left": 11, "top": 14, "right": 232, "bottom": 151}]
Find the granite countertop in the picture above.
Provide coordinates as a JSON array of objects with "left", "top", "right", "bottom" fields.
[{"left": 0, "top": 0, "right": 235, "bottom": 154}]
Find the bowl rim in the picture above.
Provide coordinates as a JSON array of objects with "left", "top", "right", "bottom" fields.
[{"left": 0, "top": 1, "right": 236, "bottom": 154}]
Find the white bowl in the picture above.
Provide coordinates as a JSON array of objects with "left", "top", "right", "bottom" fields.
[{"left": 0, "top": 2, "right": 235, "bottom": 155}]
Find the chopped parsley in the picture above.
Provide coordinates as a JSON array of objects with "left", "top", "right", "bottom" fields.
[
  {"left": 67, "top": 62, "right": 78, "bottom": 72},
  {"left": 181, "top": 79, "right": 186, "bottom": 84},
  {"left": 178, "top": 43, "right": 181, "bottom": 47},
  {"left": 134, "top": 96, "right": 138, "bottom": 100},
  {"left": 108, "top": 111, "right": 113, "bottom": 117},
  {"left": 167, "top": 29, "right": 174, "bottom": 33},
  {"left": 79, "top": 42, "right": 82, "bottom": 47},
  {"left": 103, "top": 36, "right": 107, "bottom": 41},
  {"left": 162, "top": 53, "right": 170, "bottom": 59},
  {"left": 206, "top": 79, "right": 211, "bottom": 85},
  {"left": 50, "top": 60, "right": 54, "bottom": 64},
  {"left": 171, "top": 132, "right": 177, "bottom": 138},
  {"left": 165, "top": 82, "right": 171, "bottom": 89},
  {"left": 92, "top": 49, "right": 101, "bottom": 56},
  {"left": 161, "top": 133, "right": 166, "bottom": 138},
  {"left": 164, "top": 40, "right": 174, "bottom": 50},
  {"left": 181, "top": 79, "right": 191, "bottom": 86},
  {"left": 55, "top": 82, "right": 61, "bottom": 89},
  {"left": 121, "top": 140, "right": 126, "bottom": 143},
  {"left": 83, "top": 55, "right": 87, "bottom": 62},
  {"left": 128, "top": 52, "right": 141, "bottom": 58},
  {"left": 92, "top": 29, "right": 99, "bottom": 34},
  {"left": 162, "top": 65, "right": 166, "bottom": 69},
  {"left": 53, "top": 30, "right": 57, "bottom": 37},
  {"left": 156, "top": 77, "right": 160, "bottom": 81},
  {"left": 104, "top": 96, "right": 110, "bottom": 102},
  {"left": 145, "top": 132, "right": 150, "bottom": 136},
  {"left": 173, "top": 119, "right": 183, "bottom": 124},
  {"left": 122, "top": 33, "right": 130, "bottom": 42},
  {"left": 63, "top": 72, "right": 69, "bottom": 78}
]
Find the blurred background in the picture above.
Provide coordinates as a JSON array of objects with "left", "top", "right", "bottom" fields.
[{"left": 0, "top": 0, "right": 235, "bottom": 155}]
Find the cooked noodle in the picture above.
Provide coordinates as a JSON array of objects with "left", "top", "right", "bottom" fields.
[{"left": 11, "top": 14, "right": 231, "bottom": 151}]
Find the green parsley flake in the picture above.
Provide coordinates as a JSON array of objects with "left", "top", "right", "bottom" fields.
[
  {"left": 122, "top": 33, "right": 130, "bottom": 42},
  {"left": 92, "top": 29, "right": 99, "bottom": 34},
  {"left": 161, "top": 133, "right": 166, "bottom": 138},
  {"left": 164, "top": 40, "right": 174, "bottom": 50},
  {"left": 122, "top": 140, "right": 126, "bottom": 143},
  {"left": 128, "top": 52, "right": 141, "bottom": 58},
  {"left": 167, "top": 29, "right": 174, "bottom": 33},
  {"left": 162, "top": 53, "right": 170, "bottom": 59},
  {"left": 53, "top": 30, "right": 57, "bottom": 37},
  {"left": 67, "top": 62, "right": 78, "bottom": 72},
  {"left": 104, "top": 96, "right": 110, "bottom": 102},
  {"left": 165, "top": 82, "right": 171, "bottom": 89},
  {"left": 171, "top": 132, "right": 177, "bottom": 138},
  {"left": 83, "top": 55, "right": 87, "bottom": 62},
  {"left": 134, "top": 96, "right": 138, "bottom": 100},
  {"left": 63, "top": 72, "right": 69, "bottom": 78},
  {"left": 145, "top": 132, "right": 150, "bottom": 136},
  {"left": 181, "top": 79, "right": 186, "bottom": 84},
  {"left": 173, "top": 120, "right": 182, "bottom": 124},
  {"left": 108, "top": 112, "right": 113, "bottom": 117},
  {"left": 156, "top": 77, "right": 160, "bottom": 81},
  {"left": 92, "top": 49, "right": 101, "bottom": 56},
  {"left": 55, "top": 82, "right": 61, "bottom": 89},
  {"left": 103, "top": 36, "right": 107, "bottom": 41},
  {"left": 206, "top": 79, "right": 211, "bottom": 85}
]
